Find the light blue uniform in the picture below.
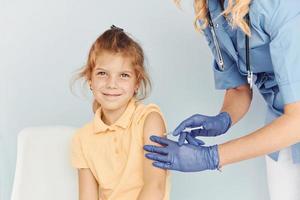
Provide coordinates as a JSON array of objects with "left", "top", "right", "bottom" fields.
[{"left": 203, "top": 0, "right": 300, "bottom": 163}]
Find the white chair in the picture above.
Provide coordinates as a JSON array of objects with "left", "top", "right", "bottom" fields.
[{"left": 11, "top": 126, "right": 79, "bottom": 200}]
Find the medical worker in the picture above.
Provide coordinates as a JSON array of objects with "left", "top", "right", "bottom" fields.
[{"left": 143, "top": 0, "right": 300, "bottom": 199}]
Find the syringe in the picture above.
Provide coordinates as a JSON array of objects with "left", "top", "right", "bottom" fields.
[{"left": 164, "top": 126, "right": 204, "bottom": 136}]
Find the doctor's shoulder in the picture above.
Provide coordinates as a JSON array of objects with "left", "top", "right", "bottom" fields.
[{"left": 250, "top": 0, "right": 299, "bottom": 33}]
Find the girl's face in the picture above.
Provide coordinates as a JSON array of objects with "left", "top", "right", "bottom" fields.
[{"left": 90, "top": 52, "right": 139, "bottom": 112}]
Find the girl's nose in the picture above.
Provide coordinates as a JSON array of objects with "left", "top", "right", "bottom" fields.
[{"left": 106, "top": 76, "right": 118, "bottom": 89}]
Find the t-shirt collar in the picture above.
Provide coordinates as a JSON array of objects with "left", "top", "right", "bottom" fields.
[{"left": 93, "top": 98, "right": 137, "bottom": 134}]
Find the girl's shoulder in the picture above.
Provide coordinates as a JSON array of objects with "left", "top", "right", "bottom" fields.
[
  {"left": 72, "top": 122, "right": 94, "bottom": 140},
  {"left": 132, "top": 101, "right": 164, "bottom": 125}
]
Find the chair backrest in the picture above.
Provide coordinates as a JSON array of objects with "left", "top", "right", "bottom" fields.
[{"left": 11, "top": 126, "right": 79, "bottom": 200}]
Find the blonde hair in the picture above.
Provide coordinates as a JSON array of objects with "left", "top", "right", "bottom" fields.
[
  {"left": 72, "top": 26, "right": 151, "bottom": 113},
  {"left": 175, "top": 0, "right": 251, "bottom": 36}
]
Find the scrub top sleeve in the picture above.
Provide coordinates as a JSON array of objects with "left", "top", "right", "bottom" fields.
[
  {"left": 269, "top": 14, "right": 300, "bottom": 105},
  {"left": 203, "top": 29, "right": 248, "bottom": 90}
]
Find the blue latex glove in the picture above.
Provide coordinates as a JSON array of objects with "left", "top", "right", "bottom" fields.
[
  {"left": 143, "top": 136, "right": 220, "bottom": 172},
  {"left": 173, "top": 112, "right": 232, "bottom": 145}
]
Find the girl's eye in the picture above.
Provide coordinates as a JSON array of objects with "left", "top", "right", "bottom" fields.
[
  {"left": 97, "top": 71, "right": 107, "bottom": 76},
  {"left": 120, "top": 73, "right": 130, "bottom": 78}
]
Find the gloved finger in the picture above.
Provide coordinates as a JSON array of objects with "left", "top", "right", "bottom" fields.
[
  {"left": 150, "top": 135, "right": 173, "bottom": 146},
  {"left": 190, "top": 129, "right": 209, "bottom": 137},
  {"left": 172, "top": 117, "right": 195, "bottom": 136},
  {"left": 153, "top": 161, "right": 172, "bottom": 170},
  {"left": 192, "top": 137, "right": 205, "bottom": 145},
  {"left": 143, "top": 145, "right": 168, "bottom": 154},
  {"left": 178, "top": 132, "right": 187, "bottom": 146},
  {"left": 186, "top": 134, "right": 205, "bottom": 146},
  {"left": 145, "top": 153, "right": 170, "bottom": 162},
  {"left": 186, "top": 134, "right": 199, "bottom": 146}
]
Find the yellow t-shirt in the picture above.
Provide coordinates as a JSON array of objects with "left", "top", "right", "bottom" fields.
[{"left": 71, "top": 98, "right": 170, "bottom": 200}]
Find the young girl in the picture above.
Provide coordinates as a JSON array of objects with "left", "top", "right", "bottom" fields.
[{"left": 71, "top": 25, "right": 170, "bottom": 200}]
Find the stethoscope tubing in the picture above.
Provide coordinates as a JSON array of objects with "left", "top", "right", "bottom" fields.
[{"left": 207, "top": 9, "right": 252, "bottom": 89}]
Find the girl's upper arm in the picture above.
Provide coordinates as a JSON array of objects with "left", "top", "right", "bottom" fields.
[
  {"left": 142, "top": 112, "right": 167, "bottom": 188},
  {"left": 78, "top": 168, "right": 99, "bottom": 200}
]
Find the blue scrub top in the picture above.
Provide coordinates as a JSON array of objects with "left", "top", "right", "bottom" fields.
[{"left": 203, "top": 0, "right": 300, "bottom": 163}]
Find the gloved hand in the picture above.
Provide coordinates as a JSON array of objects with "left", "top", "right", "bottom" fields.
[
  {"left": 143, "top": 136, "right": 220, "bottom": 172},
  {"left": 173, "top": 112, "right": 232, "bottom": 145}
]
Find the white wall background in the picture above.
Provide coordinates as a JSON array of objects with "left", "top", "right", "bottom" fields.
[{"left": 0, "top": 0, "right": 269, "bottom": 199}]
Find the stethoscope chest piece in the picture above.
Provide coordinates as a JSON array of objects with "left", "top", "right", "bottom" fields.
[{"left": 247, "top": 70, "right": 253, "bottom": 89}]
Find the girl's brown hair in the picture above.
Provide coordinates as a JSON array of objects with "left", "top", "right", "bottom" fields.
[
  {"left": 73, "top": 25, "right": 151, "bottom": 112},
  {"left": 175, "top": 0, "right": 252, "bottom": 36}
]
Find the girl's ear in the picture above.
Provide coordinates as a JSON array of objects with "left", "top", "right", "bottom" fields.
[
  {"left": 88, "top": 80, "right": 92, "bottom": 91},
  {"left": 134, "top": 81, "right": 140, "bottom": 94},
  {"left": 136, "top": 73, "right": 141, "bottom": 88},
  {"left": 136, "top": 76, "right": 141, "bottom": 90}
]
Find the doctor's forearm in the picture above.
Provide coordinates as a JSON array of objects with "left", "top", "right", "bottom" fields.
[
  {"left": 220, "top": 84, "right": 252, "bottom": 125},
  {"left": 218, "top": 111, "right": 300, "bottom": 167}
]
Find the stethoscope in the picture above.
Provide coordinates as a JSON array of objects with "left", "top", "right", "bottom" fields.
[{"left": 207, "top": 10, "right": 253, "bottom": 89}]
